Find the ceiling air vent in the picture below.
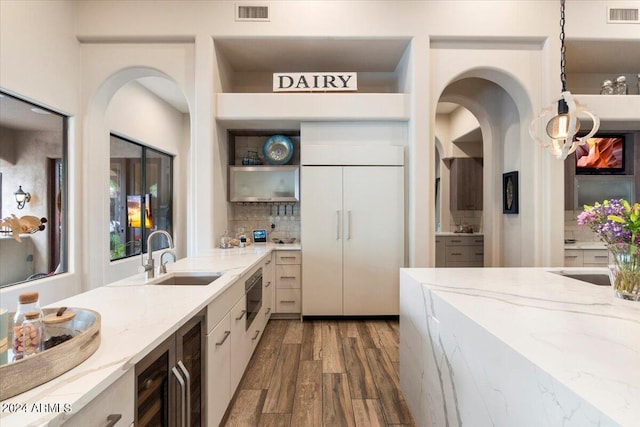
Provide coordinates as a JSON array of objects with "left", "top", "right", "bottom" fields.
[
  {"left": 607, "top": 6, "right": 639, "bottom": 23},
  {"left": 236, "top": 4, "right": 270, "bottom": 22}
]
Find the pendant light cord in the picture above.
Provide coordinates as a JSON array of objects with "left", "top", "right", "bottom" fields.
[{"left": 559, "top": 0, "right": 567, "bottom": 92}]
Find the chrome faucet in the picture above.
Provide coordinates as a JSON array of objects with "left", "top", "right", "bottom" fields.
[
  {"left": 159, "top": 249, "right": 177, "bottom": 274},
  {"left": 142, "top": 230, "right": 174, "bottom": 280}
]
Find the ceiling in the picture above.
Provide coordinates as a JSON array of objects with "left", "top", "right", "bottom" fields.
[
  {"left": 0, "top": 93, "right": 64, "bottom": 132},
  {"left": 214, "top": 37, "right": 412, "bottom": 73},
  {"left": 566, "top": 40, "right": 640, "bottom": 73},
  {"left": 137, "top": 77, "right": 189, "bottom": 113}
]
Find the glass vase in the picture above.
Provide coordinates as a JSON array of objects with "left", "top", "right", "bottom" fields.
[{"left": 608, "top": 243, "right": 640, "bottom": 301}]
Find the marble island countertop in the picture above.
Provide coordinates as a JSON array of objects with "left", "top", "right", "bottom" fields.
[
  {"left": 400, "top": 267, "right": 640, "bottom": 427},
  {"left": 0, "top": 243, "right": 298, "bottom": 427}
]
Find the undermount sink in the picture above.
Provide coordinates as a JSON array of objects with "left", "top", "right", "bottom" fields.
[
  {"left": 151, "top": 272, "right": 223, "bottom": 286},
  {"left": 551, "top": 271, "right": 611, "bottom": 286}
]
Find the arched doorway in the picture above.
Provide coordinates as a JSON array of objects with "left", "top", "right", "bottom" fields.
[
  {"left": 84, "top": 65, "right": 192, "bottom": 289},
  {"left": 433, "top": 72, "right": 532, "bottom": 267}
]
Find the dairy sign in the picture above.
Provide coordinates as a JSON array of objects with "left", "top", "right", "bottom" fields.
[{"left": 273, "top": 72, "right": 357, "bottom": 92}]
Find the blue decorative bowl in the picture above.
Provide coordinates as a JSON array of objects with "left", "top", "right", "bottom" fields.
[{"left": 262, "top": 135, "right": 293, "bottom": 165}]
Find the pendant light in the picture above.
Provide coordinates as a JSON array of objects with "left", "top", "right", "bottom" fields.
[{"left": 529, "top": 0, "right": 599, "bottom": 160}]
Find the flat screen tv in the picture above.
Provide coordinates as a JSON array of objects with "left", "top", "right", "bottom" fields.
[{"left": 575, "top": 135, "right": 625, "bottom": 174}]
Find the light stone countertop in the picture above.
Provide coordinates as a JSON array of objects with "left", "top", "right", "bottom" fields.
[
  {"left": 400, "top": 267, "right": 640, "bottom": 426},
  {"left": 0, "top": 243, "right": 299, "bottom": 427},
  {"left": 435, "top": 232, "right": 484, "bottom": 236},
  {"left": 564, "top": 242, "right": 607, "bottom": 250}
]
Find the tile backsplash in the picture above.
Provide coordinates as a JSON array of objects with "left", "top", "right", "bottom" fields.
[
  {"left": 564, "top": 210, "right": 599, "bottom": 242},
  {"left": 227, "top": 202, "right": 300, "bottom": 242},
  {"left": 449, "top": 210, "right": 483, "bottom": 233}
]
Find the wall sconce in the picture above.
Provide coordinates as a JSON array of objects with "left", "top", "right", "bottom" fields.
[{"left": 14, "top": 186, "right": 31, "bottom": 209}]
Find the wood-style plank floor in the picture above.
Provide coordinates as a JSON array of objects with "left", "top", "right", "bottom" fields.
[{"left": 221, "top": 318, "right": 415, "bottom": 427}]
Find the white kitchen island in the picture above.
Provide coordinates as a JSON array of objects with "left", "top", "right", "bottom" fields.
[{"left": 400, "top": 268, "right": 640, "bottom": 427}]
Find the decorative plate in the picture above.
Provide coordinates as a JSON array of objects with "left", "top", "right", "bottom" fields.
[{"left": 262, "top": 135, "right": 293, "bottom": 165}]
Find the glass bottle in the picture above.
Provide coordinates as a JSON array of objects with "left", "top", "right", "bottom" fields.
[
  {"left": 600, "top": 80, "right": 614, "bottom": 95},
  {"left": 21, "top": 312, "right": 43, "bottom": 357},
  {"left": 614, "top": 76, "right": 627, "bottom": 95},
  {"left": 12, "top": 292, "right": 44, "bottom": 359}
]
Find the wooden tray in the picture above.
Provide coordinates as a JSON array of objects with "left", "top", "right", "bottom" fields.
[{"left": 0, "top": 308, "right": 100, "bottom": 400}]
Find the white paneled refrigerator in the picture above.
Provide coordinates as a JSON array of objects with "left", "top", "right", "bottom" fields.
[{"left": 301, "top": 165, "right": 404, "bottom": 315}]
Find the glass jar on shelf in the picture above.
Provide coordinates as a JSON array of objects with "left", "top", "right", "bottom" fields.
[
  {"left": 600, "top": 79, "right": 614, "bottom": 95},
  {"left": 614, "top": 76, "right": 628, "bottom": 95}
]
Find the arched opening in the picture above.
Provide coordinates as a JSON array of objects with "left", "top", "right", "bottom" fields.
[
  {"left": 433, "top": 70, "right": 533, "bottom": 267},
  {"left": 84, "top": 67, "right": 192, "bottom": 288}
]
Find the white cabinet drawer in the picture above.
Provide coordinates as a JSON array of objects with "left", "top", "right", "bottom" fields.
[
  {"left": 63, "top": 370, "right": 134, "bottom": 427},
  {"left": 207, "top": 278, "right": 244, "bottom": 333},
  {"left": 446, "top": 236, "right": 484, "bottom": 246},
  {"left": 564, "top": 249, "right": 584, "bottom": 267},
  {"left": 276, "top": 264, "right": 301, "bottom": 288},
  {"left": 583, "top": 250, "right": 609, "bottom": 266},
  {"left": 445, "top": 246, "right": 483, "bottom": 262},
  {"left": 275, "top": 251, "right": 301, "bottom": 265},
  {"left": 276, "top": 289, "right": 301, "bottom": 313}
]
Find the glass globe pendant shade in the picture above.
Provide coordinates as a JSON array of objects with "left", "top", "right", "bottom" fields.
[
  {"left": 546, "top": 114, "right": 580, "bottom": 140},
  {"left": 529, "top": 92, "right": 599, "bottom": 160}
]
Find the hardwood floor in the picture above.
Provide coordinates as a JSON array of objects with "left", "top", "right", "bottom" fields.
[{"left": 221, "top": 318, "right": 414, "bottom": 427}]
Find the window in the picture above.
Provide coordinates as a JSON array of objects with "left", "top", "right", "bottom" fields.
[
  {"left": 0, "top": 91, "right": 68, "bottom": 287},
  {"left": 109, "top": 134, "right": 173, "bottom": 261}
]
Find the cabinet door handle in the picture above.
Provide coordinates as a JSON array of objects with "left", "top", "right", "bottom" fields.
[
  {"left": 265, "top": 281, "right": 272, "bottom": 287},
  {"left": 280, "top": 276, "right": 296, "bottom": 279},
  {"left": 236, "top": 310, "right": 247, "bottom": 320},
  {"left": 594, "top": 255, "right": 608, "bottom": 259},
  {"left": 336, "top": 210, "right": 341, "bottom": 240},
  {"left": 346, "top": 210, "right": 352, "bottom": 240},
  {"left": 265, "top": 260, "right": 272, "bottom": 265},
  {"left": 265, "top": 308, "right": 271, "bottom": 316},
  {"left": 252, "top": 330, "right": 260, "bottom": 340},
  {"left": 451, "top": 252, "right": 462, "bottom": 256},
  {"left": 280, "top": 256, "right": 297, "bottom": 259},
  {"left": 280, "top": 300, "right": 296, "bottom": 304},
  {"left": 177, "top": 361, "right": 191, "bottom": 427},
  {"left": 216, "top": 330, "right": 231, "bottom": 346},
  {"left": 172, "top": 366, "right": 186, "bottom": 427},
  {"left": 475, "top": 252, "right": 483, "bottom": 256},
  {"left": 565, "top": 255, "right": 579, "bottom": 258},
  {"left": 105, "top": 414, "right": 122, "bottom": 427}
]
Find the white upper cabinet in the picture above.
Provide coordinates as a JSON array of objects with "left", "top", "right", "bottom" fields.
[{"left": 229, "top": 166, "right": 300, "bottom": 202}]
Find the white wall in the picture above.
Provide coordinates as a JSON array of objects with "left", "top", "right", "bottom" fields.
[
  {"left": 0, "top": 0, "right": 81, "bottom": 311},
  {"left": 1, "top": 0, "right": 629, "bottom": 307}
]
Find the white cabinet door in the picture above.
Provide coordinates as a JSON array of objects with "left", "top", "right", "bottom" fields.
[
  {"left": 343, "top": 166, "right": 404, "bottom": 315},
  {"left": 229, "top": 296, "right": 250, "bottom": 392},
  {"left": 62, "top": 369, "right": 134, "bottom": 427},
  {"left": 301, "top": 166, "right": 344, "bottom": 315},
  {"left": 207, "top": 313, "right": 231, "bottom": 427}
]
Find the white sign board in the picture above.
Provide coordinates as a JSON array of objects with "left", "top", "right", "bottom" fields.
[{"left": 273, "top": 72, "right": 357, "bottom": 92}]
